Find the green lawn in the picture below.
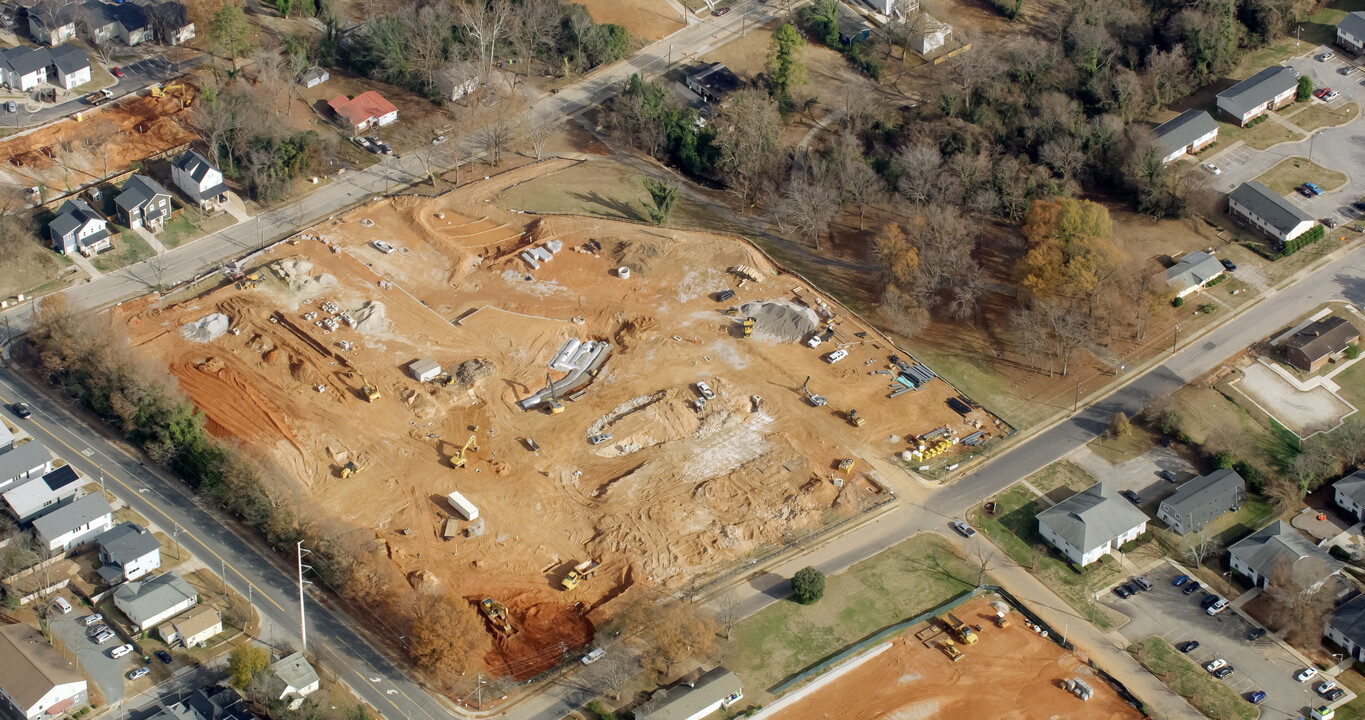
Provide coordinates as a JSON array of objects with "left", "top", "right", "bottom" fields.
[
  {"left": 1026, "top": 459, "right": 1096, "bottom": 499},
  {"left": 1330, "top": 665, "right": 1365, "bottom": 720},
  {"left": 967, "top": 483, "right": 1124, "bottom": 630},
  {"left": 1130, "top": 637, "right": 1257, "bottom": 720},
  {"left": 1255, "top": 157, "right": 1348, "bottom": 196},
  {"left": 1287, "top": 102, "right": 1360, "bottom": 132},
  {"left": 1168, "top": 384, "right": 1297, "bottom": 478},
  {"left": 1332, "top": 358, "right": 1365, "bottom": 410},
  {"left": 90, "top": 231, "right": 155, "bottom": 272},
  {"left": 161, "top": 210, "right": 236, "bottom": 249},
  {"left": 905, "top": 345, "right": 1056, "bottom": 430},
  {"left": 71, "top": 63, "right": 116, "bottom": 96},
  {"left": 721, "top": 534, "right": 976, "bottom": 701},
  {"left": 1217, "top": 115, "right": 1304, "bottom": 151}
]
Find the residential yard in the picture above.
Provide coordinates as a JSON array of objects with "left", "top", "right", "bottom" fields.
[
  {"left": 1167, "top": 383, "right": 1297, "bottom": 478},
  {"left": 1129, "top": 637, "right": 1257, "bottom": 720},
  {"left": 1025, "top": 459, "right": 1097, "bottom": 501},
  {"left": 967, "top": 484, "right": 1124, "bottom": 630},
  {"left": 1286, "top": 102, "right": 1360, "bottom": 132},
  {"left": 0, "top": 236, "right": 79, "bottom": 300},
  {"left": 1217, "top": 116, "right": 1304, "bottom": 151},
  {"left": 71, "top": 63, "right": 116, "bottom": 96},
  {"left": 161, "top": 209, "right": 236, "bottom": 249},
  {"left": 1329, "top": 356, "right": 1365, "bottom": 410},
  {"left": 721, "top": 534, "right": 976, "bottom": 703},
  {"left": 1088, "top": 425, "right": 1159, "bottom": 465},
  {"left": 1331, "top": 665, "right": 1365, "bottom": 720},
  {"left": 1254, "top": 156, "right": 1348, "bottom": 196},
  {"left": 90, "top": 232, "right": 155, "bottom": 272}
]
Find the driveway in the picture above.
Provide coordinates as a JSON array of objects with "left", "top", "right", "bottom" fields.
[
  {"left": 1103, "top": 562, "right": 1336, "bottom": 719},
  {"left": 49, "top": 610, "right": 135, "bottom": 704}
]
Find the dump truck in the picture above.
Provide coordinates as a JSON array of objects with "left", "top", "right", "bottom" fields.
[
  {"left": 479, "top": 598, "right": 516, "bottom": 636},
  {"left": 837, "top": 458, "right": 855, "bottom": 474},
  {"left": 87, "top": 88, "right": 113, "bottom": 105},
  {"left": 946, "top": 613, "right": 978, "bottom": 644},
  {"left": 742, "top": 317, "right": 756, "bottom": 337},
  {"left": 560, "top": 559, "right": 601, "bottom": 590}
]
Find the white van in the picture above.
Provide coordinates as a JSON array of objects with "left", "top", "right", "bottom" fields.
[
  {"left": 52, "top": 597, "right": 72, "bottom": 614},
  {"left": 582, "top": 648, "right": 606, "bottom": 665},
  {"left": 1206, "top": 598, "right": 1229, "bottom": 616}
]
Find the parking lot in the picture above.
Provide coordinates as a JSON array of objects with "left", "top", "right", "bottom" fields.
[
  {"left": 1071, "top": 446, "right": 1195, "bottom": 515},
  {"left": 1104, "top": 562, "right": 1343, "bottom": 719},
  {"left": 49, "top": 608, "right": 137, "bottom": 704}
]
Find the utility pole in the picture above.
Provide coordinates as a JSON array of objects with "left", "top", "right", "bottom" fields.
[
  {"left": 172, "top": 523, "right": 183, "bottom": 560},
  {"left": 221, "top": 558, "right": 227, "bottom": 594},
  {"left": 297, "top": 541, "right": 311, "bottom": 651},
  {"left": 1173, "top": 324, "right": 1180, "bottom": 355}
]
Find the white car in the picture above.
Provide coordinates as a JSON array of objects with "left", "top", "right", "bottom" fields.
[
  {"left": 695, "top": 381, "right": 715, "bottom": 400},
  {"left": 1202, "top": 163, "right": 1221, "bottom": 175},
  {"left": 582, "top": 648, "right": 606, "bottom": 665},
  {"left": 82, "top": 614, "right": 103, "bottom": 627},
  {"left": 127, "top": 667, "right": 150, "bottom": 680},
  {"left": 1206, "top": 598, "right": 1229, "bottom": 615},
  {"left": 432, "top": 135, "right": 447, "bottom": 145},
  {"left": 1298, "top": 668, "right": 1319, "bottom": 683},
  {"left": 1316, "top": 680, "right": 1338, "bottom": 694},
  {"left": 371, "top": 240, "right": 396, "bottom": 254},
  {"left": 93, "top": 630, "right": 116, "bottom": 644},
  {"left": 824, "top": 349, "right": 848, "bottom": 364},
  {"left": 1323, "top": 90, "right": 1341, "bottom": 101},
  {"left": 109, "top": 644, "right": 133, "bottom": 659},
  {"left": 1318, "top": 51, "right": 1336, "bottom": 61},
  {"left": 950, "top": 521, "right": 976, "bottom": 538},
  {"left": 588, "top": 433, "right": 612, "bottom": 446},
  {"left": 1205, "top": 658, "right": 1227, "bottom": 673}
]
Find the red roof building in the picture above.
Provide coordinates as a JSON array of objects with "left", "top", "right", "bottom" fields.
[{"left": 327, "top": 91, "right": 399, "bottom": 132}]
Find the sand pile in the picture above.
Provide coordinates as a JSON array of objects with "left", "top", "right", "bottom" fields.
[
  {"left": 453, "top": 358, "right": 494, "bottom": 385},
  {"left": 180, "top": 313, "right": 230, "bottom": 342},
  {"left": 739, "top": 301, "right": 818, "bottom": 342},
  {"left": 351, "top": 301, "right": 389, "bottom": 334},
  {"left": 272, "top": 258, "right": 337, "bottom": 296}
]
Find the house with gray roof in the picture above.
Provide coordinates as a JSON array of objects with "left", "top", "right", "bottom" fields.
[
  {"left": 115, "top": 174, "right": 171, "bottom": 231},
  {"left": 1166, "top": 250, "right": 1225, "bottom": 299},
  {"left": 1228, "top": 181, "right": 1316, "bottom": 246},
  {"left": 48, "top": 198, "right": 109, "bottom": 256},
  {"left": 0, "top": 439, "right": 53, "bottom": 493},
  {"left": 1153, "top": 109, "right": 1219, "bottom": 164},
  {"left": 96, "top": 521, "right": 161, "bottom": 582},
  {"left": 633, "top": 667, "right": 743, "bottom": 720},
  {"left": 113, "top": 572, "right": 197, "bottom": 630},
  {"left": 112, "top": 1, "right": 149, "bottom": 44},
  {"left": 1230, "top": 520, "right": 1343, "bottom": 590},
  {"left": 2, "top": 465, "right": 79, "bottom": 522},
  {"left": 80, "top": 0, "right": 117, "bottom": 43},
  {"left": 47, "top": 42, "right": 87, "bottom": 89},
  {"left": 1157, "top": 468, "right": 1245, "bottom": 535},
  {"left": 0, "top": 45, "right": 51, "bottom": 90},
  {"left": 1327, "top": 593, "right": 1365, "bottom": 661},
  {"left": 32, "top": 492, "right": 112, "bottom": 552},
  {"left": 683, "top": 62, "right": 741, "bottom": 105},
  {"left": 1216, "top": 65, "right": 1299, "bottom": 126},
  {"left": 1339, "top": 11, "right": 1365, "bottom": 53},
  {"left": 1334, "top": 469, "right": 1365, "bottom": 523},
  {"left": 272, "top": 652, "right": 320, "bottom": 701},
  {"left": 148, "top": 1, "right": 194, "bottom": 45},
  {"left": 1037, "top": 482, "right": 1149, "bottom": 567},
  {"left": 171, "top": 150, "right": 227, "bottom": 211},
  {"left": 25, "top": 0, "right": 77, "bottom": 46}
]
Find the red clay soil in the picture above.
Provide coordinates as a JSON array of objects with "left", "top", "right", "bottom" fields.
[{"left": 482, "top": 596, "right": 595, "bottom": 680}]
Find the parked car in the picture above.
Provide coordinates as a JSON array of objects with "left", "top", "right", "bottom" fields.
[
  {"left": 5, "top": 101, "right": 15, "bottom": 113},
  {"left": 93, "top": 630, "right": 116, "bottom": 644},
  {"left": 10, "top": 402, "right": 30, "bottom": 418},
  {"left": 1207, "top": 598, "right": 1229, "bottom": 615},
  {"left": 127, "top": 667, "right": 150, "bottom": 680},
  {"left": 1317, "top": 680, "right": 1338, "bottom": 695},
  {"left": 1172, "top": 574, "right": 1189, "bottom": 587},
  {"left": 1213, "top": 666, "right": 1235, "bottom": 679},
  {"left": 1342, "top": 65, "right": 1357, "bottom": 74},
  {"left": 87, "top": 625, "right": 109, "bottom": 637},
  {"left": 109, "top": 644, "right": 133, "bottom": 659},
  {"left": 1182, "top": 581, "right": 1201, "bottom": 595},
  {"left": 824, "top": 349, "right": 849, "bottom": 364},
  {"left": 1324, "top": 90, "right": 1341, "bottom": 101},
  {"left": 588, "top": 433, "right": 612, "bottom": 446},
  {"left": 1179, "top": 640, "right": 1200, "bottom": 653},
  {"left": 950, "top": 521, "right": 976, "bottom": 538},
  {"left": 155, "top": 649, "right": 173, "bottom": 664},
  {"left": 1298, "top": 668, "right": 1319, "bottom": 683},
  {"left": 1327, "top": 688, "right": 1346, "bottom": 702},
  {"left": 82, "top": 614, "right": 103, "bottom": 627},
  {"left": 1133, "top": 576, "right": 1153, "bottom": 591},
  {"left": 1113, "top": 584, "right": 1133, "bottom": 599},
  {"left": 1205, "top": 659, "right": 1228, "bottom": 673},
  {"left": 1246, "top": 628, "right": 1267, "bottom": 641},
  {"left": 52, "top": 597, "right": 72, "bottom": 614},
  {"left": 1315, "top": 87, "right": 1333, "bottom": 99},
  {"left": 696, "top": 381, "right": 715, "bottom": 400},
  {"left": 1159, "top": 470, "right": 1177, "bottom": 482},
  {"left": 1122, "top": 581, "right": 1140, "bottom": 596},
  {"left": 371, "top": 240, "right": 396, "bottom": 254},
  {"left": 1324, "top": 217, "right": 1339, "bottom": 228},
  {"left": 1301, "top": 184, "right": 1318, "bottom": 197},
  {"left": 1120, "top": 489, "right": 1141, "bottom": 504},
  {"left": 713, "top": 6, "right": 730, "bottom": 14},
  {"left": 1220, "top": 258, "right": 1237, "bottom": 272},
  {"left": 1202, "top": 162, "right": 1222, "bottom": 175},
  {"left": 1354, "top": 201, "right": 1365, "bottom": 213},
  {"left": 581, "top": 648, "right": 606, "bottom": 665},
  {"left": 1248, "top": 690, "right": 1266, "bottom": 704},
  {"left": 111, "top": 66, "right": 123, "bottom": 77},
  {"left": 1306, "top": 182, "right": 1324, "bottom": 196},
  {"left": 1200, "top": 593, "right": 1221, "bottom": 609},
  {"left": 1318, "top": 51, "right": 1336, "bottom": 61}
]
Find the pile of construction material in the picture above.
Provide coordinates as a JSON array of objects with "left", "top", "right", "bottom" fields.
[
  {"left": 1063, "top": 678, "right": 1093, "bottom": 702},
  {"left": 887, "top": 356, "right": 936, "bottom": 398},
  {"left": 521, "top": 239, "right": 564, "bottom": 270}
]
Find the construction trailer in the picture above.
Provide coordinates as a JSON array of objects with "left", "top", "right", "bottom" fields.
[
  {"left": 408, "top": 357, "right": 442, "bottom": 382},
  {"left": 447, "top": 491, "right": 479, "bottom": 521}
]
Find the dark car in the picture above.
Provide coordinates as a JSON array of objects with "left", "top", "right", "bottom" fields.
[
  {"left": 1183, "top": 581, "right": 1201, "bottom": 595},
  {"left": 713, "top": 6, "right": 730, "bottom": 14},
  {"left": 1355, "top": 201, "right": 1365, "bottom": 212},
  {"left": 1120, "top": 489, "right": 1141, "bottom": 504},
  {"left": 1113, "top": 585, "right": 1132, "bottom": 599},
  {"left": 1122, "top": 582, "right": 1140, "bottom": 596},
  {"left": 1212, "top": 666, "right": 1235, "bottom": 679},
  {"left": 1324, "top": 217, "right": 1339, "bottom": 229},
  {"left": 1159, "top": 469, "right": 1177, "bottom": 482},
  {"left": 1200, "top": 593, "right": 1220, "bottom": 609},
  {"left": 155, "top": 649, "right": 172, "bottom": 664},
  {"left": 1247, "top": 628, "right": 1267, "bottom": 641},
  {"left": 1219, "top": 258, "right": 1236, "bottom": 272},
  {"left": 1133, "top": 576, "right": 1153, "bottom": 591},
  {"left": 11, "top": 402, "right": 30, "bottom": 419},
  {"left": 1173, "top": 574, "right": 1190, "bottom": 587},
  {"left": 1179, "top": 640, "right": 1200, "bottom": 653},
  {"left": 1247, "top": 690, "right": 1265, "bottom": 704},
  {"left": 1328, "top": 688, "right": 1346, "bottom": 701},
  {"left": 1301, "top": 184, "right": 1317, "bottom": 197}
]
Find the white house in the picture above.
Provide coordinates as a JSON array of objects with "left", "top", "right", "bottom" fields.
[
  {"left": 272, "top": 652, "right": 320, "bottom": 700},
  {"left": 0, "top": 439, "right": 54, "bottom": 492},
  {"left": 1228, "top": 181, "right": 1316, "bottom": 246},
  {"left": 95, "top": 521, "right": 161, "bottom": 582},
  {"left": 171, "top": 150, "right": 228, "bottom": 212},
  {"left": 1215, "top": 65, "right": 1299, "bottom": 126},
  {"left": 1036, "top": 482, "right": 1149, "bottom": 567},
  {"left": 299, "top": 66, "right": 329, "bottom": 88},
  {"left": 1338, "top": 11, "right": 1365, "bottom": 53},
  {"left": 0, "top": 623, "right": 87, "bottom": 720},
  {"left": 1152, "top": 109, "right": 1219, "bottom": 164},
  {"left": 2, "top": 465, "right": 79, "bottom": 523},
  {"left": 1335, "top": 470, "right": 1365, "bottom": 522},
  {"left": 48, "top": 198, "right": 110, "bottom": 256},
  {"left": 912, "top": 14, "right": 951, "bottom": 55},
  {"left": 1166, "top": 250, "right": 1226, "bottom": 299},
  {"left": 149, "top": 1, "right": 194, "bottom": 45},
  {"left": 1229, "top": 520, "right": 1343, "bottom": 590},
  {"left": 47, "top": 43, "right": 89, "bottom": 90},
  {"left": 1327, "top": 593, "right": 1365, "bottom": 661},
  {"left": 327, "top": 91, "right": 398, "bottom": 133},
  {"left": 26, "top": 0, "right": 77, "bottom": 46},
  {"left": 0, "top": 45, "right": 51, "bottom": 91},
  {"left": 633, "top": 667, "right": 743, "bottom": 720},
  {"left": 112, "top": 2, "right": 150, "bottom": 45},
  {"left": 160, "top": 605, "right": 221, "bottom": 647},
  {"left": 113, "top": 573, "right": 198, "bottom": 630},
  {"left": 1156, "top": 469, "right": 1245, "bottom": 535},
  {"left": 31, "top": 492, "right": 112, "bottom": 552}
]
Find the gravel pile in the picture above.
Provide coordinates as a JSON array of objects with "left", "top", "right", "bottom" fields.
[
  {"left": 180, "top": 313, "right": 230, "bottom": 342},
  {"left": 739, "top": 300, "right": 818, "bottom": 342}
]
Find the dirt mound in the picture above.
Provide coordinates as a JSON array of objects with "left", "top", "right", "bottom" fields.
[
  {"left": 351, "top": 301, "right": 389, "bottom": 334},
  {"left": 181, "top": 313, "right": 230, "bottom": 342},
  {"left": 271, "top": 258, "right": 337, "bottom": 296},
  {"left": 454, "top": 358, "right": 494, "bottom": 385},
  {"left": 613, "top": 316, "right": 657, "bottom": 352},
  {"left": 612, "top": 239, "right": 661, "bottom": 275},
  {"left": 740, "top": 300, "right": 818, "bottom": 342}
]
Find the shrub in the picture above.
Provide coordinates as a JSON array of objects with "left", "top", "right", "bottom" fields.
[
  {"left": 1330, "top": 544, "right": 1353, "bottom": 561},
  {"left": 1173, "top": 296, "right": 1185, "bottom": 307},
  {"left": 1233, "top": 460, "right": 1262, "bottom": 489},
  {"left": 586, "top": 701, "right": 616, "bottom": 720},
  {"left": 1298, "top": 75, "right": 1314, "bottom": 102},
  {"left": 1109, "top": 412, "right": 1131, "bottom": 438},
  {"left": 1214, "top": 451, "right": 1236, "bottom": 469},
  {"left": 1348, "top": 343, "right": 1362, "bottom": 360},
  {"left": 1200, "top": 303, "right": 1217, "bottom": 315},
  {"left": 791, "top": 566, "right": 825, "bottom": 604},
  {"left": 1205, "top": 274, "right": 1226, "bottom": 287}
]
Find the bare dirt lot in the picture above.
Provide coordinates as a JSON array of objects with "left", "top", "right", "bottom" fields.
[
  {"left": 577, "top": 0, "right": 684, "bottom": 42},
  {"left": 768, "top": 597, "right": 1144, "bottom": 720},
  {"left": 113, "top": 157, "right": 993, "bottom": 678}
]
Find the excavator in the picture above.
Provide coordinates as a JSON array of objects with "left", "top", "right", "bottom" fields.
[
  {"left": 341, "top": 461, "right": 362, "bottom": 478},
  {"left": 349, "top": 370, "right": 380, "bottom": 402},
  {"left": 150, "top": 82, "right": 185, "bottom": 99},
  {"left": 479, "top": 598, "right": 516, "bottom": 636},
  {"left": 451, "top": 435, "right": 477, "bottom": 469},
  {"left": 545, "top": 373, "right": 564, "bottom": 415}
]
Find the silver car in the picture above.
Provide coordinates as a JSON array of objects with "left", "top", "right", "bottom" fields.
[{"left": 93, "top": 629, "right": 116, "bottom": 644}]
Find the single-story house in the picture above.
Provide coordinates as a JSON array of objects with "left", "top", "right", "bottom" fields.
[
  {"left": 80, "top": 0, "right": 117, "bottom": 44},
  {"left": 160, "top": 605, "right": 221, "bottom": 647},
  {"left": 0, "top": 439, "right": 53, "bottom": 492},
  {"left": 633, "top": 667, "right": 743, "bottom": 720},
  {"left": 171, "top": 150, "right": 227, "bottom": 212},
  {"left": 836, "top": 10, "right": 871, "bottom": 45},
  {"left": 114, "top": 174, "right": 172, "bottom": 231},
  {"left": 912, "top": 14, "right": 951, "bottom": 55},
  {"left": 147, "top": 687, "right": 254, "bottom": 720},
  {"left": 148, "top": 1, "right": 193, "bottom": 45},
  {"left": 327, "top": 91, "right": 398, "bottom": 133},
  {"left": 1229, "top": 520, "right": 1344, "bottom": 590},
  {"left": 1216, "top": 65, "right": 1299, "bottom": 126},
  {"left": 1166, "top": 250, "right": 1225, "bottom": 299},
  {"left": 682, "top": 61, "right": 741, "bottom": 105},
  {"left": 1339, "top": 11, "right": 1365, "bottom": 53},
  {"left": 1, "top": 45, "right": 51, "bottom": 91},
  {"left": 47, "top": 42, "right": 88, "bottom": 89},
  {"left": 32, "top": 492, "right": 112, "bottom": 552},
  {"left": 1152, "top": 109, "right": 1219, "bottom": 164},
  {"left": 95, "top": 521, "right": 161, "bottom": 582},
  {"left": 1036, "top": 482, "right": 1149, "bottom": 567},
  {"left": 113, "top": 573, "right": 197, "bottom": 630},
  {"left": 48, "top": 198, "right": 110, "bottom": 256},
  {"left": 1228, "top": 181, "right": 1316, "bottom": 246},
  {"left": 0, "top": 622, "right": 87, "bottom": 720},
  {"left": 111, "top": 1, "right": 149, "bottom": 45},
  {"left": 1283, "top": 316, "right": 1361, "bottom": 372},
  {"left": 1156, "top": 468, "right": 1245, "bottom": 535},
  {"left": 2, "top": 465, "right": 79, "bottom": 522},
  {"left": 272, "top": 652, "right": 320, "bottom": 700},
  {"left": 299, "top": 66, "right": 328, "bottom": 88},
  {"left": 1334, "top": 469, "right": 1365, "bottom": 522},
  {"left": 25, "top": 0, "right": 77, "bottom": 46},
  {"left": 1327, "top": 593, "right": 1365, "bottom": 661}
]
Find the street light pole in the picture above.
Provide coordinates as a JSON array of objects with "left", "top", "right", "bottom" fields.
[{"left": 1173, "top": 323, "right": 1180, "bottom": 354}]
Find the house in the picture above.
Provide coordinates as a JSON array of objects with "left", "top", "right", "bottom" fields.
[
  {"left": 327, "top": 91, "right": 398, "bottom": 133},
  {"left": 95, "top": 521, "right": 161, "bottom": 582},
  {"left": 1216, "top": 65, "right": 1299, "bottom": 126},
  {"left": 2, "top": 465, "right": 79, "bottom": 522},
  {"left": 836, "top": 9, "right": 871, "bottom": 45},
  {"left": 1338, "top": 11, "right": 1365, "bottom": 53},
  {"left": 1165, "top": 250, "right": 1226, "bottom": 298},
  {"left": 79, "top": 0, "right": 116, "bottom": 44},
  {"left": 912, "top": 14, "right": 951, "bottom": 55},
  {"left": 1335, "top": 469, "right": 1365, "bottom": 522},
  {"left": 1327, "top": 593, "right": 1365, "bottom": 661},
  {"left": 0, "top": 623, "right": 87, "bottom": 720},
  {"left": 1036, "top": 482, "right": 1149, "bottom": 567},
  {"left": 1283, "top": 316, "right": 1361, "bottom": 372},
  {"left": 160, "top": 605, "right": 221, "bottom": 647},
  {"left": 148, "top": 1, "right": 193, "bottom": 45},
  {"left": 299, "top": 66, "right": 328, "bottom": 88},
  {"left": 113, "top": 573, "right": 197, "bottom": 630},
  {"left": 1229, "top": 520, "right": 1344, "bottom": 589},
  {"left": 48, "top": 198, "right": 110, "bottom": 256},
  {"left": 0, "top": 45, "right": 51, "bottom": 90},
  {"left": 272, "top": 652, "right": 320, "bottom": 700},
  {"left": 171, "top": 150, "right": 227, "bottom": 212},
  {"left": 0, "top": 439, "right": 53, "bottom": 492},
  {"left": 146, "top": 687, "right": 254, "bottom": 720},
  {"left": 1228, "top": 181, "right": 1316, "bottom": 246},
  {"left": 115, "top": 174, "right": 172, "bottom": 231},
  {"left": 47, "top": 42, "right": 88, "bottom": 89},
  {"left": 1156, "top": 469, "right": 1245, "bottom": 535},
  {"left": 26, "top": 0, "right": 77, "bottom": 46},
  {"left": 112, "top": 2, "right": 149, "bottom": 44},
  {"left": 1152, "top": 109, "right": 1219, "bottom": 164},
  {"left": 32, "top": 492, "right": 112, "bottom": 552},
  {"left": 682, "top": 62, "right": 741, "bottom": 105},
  {"left": 0, "top": 421, "right": 12, "bottom": 451},
  {"left": 633, "top": 667, "right": 744, "bottom": 720}
]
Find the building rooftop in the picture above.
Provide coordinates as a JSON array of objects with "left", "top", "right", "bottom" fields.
[
  {"left": 1337, "top": 469, "right": 1365, "bottom": 510},
  {"left": 634, "top": 667, "right": 742, "bottom": 720},
  {"left": 48, "top": 198, "right": 104, "bottom": 240},
  {"left": 1230, "top": 520, "right": 1344, "bottom": 587},
  {"left": 1229, "top": 181, "right": 1315, "bottom": 236},
  {"left": 1036, "top": 482, "right": 1149, "bottom": 553},
  {"left": 115, "top": 174, "right": 171, "bottom": 213},
  {"left": 1166, "top": 250, "right": 1225, "bottom": 293},
  {"left": 114, "top": 573, "right": 196, "bottom": 626},
  {"left": 1160, "top": 468, "right": 1245, "bottom": 534},
  {"left": 0, "top": 622, "right": 84, "bottom": 712},
  {"left": 32, "top": 492, "right": 111, "bottom": 540},
  {"left": 48, "top": 42, "right": 86, "bottom": 75},
  {"left": 1332, "top": 593, "right": 1365, "bottom": 660},
  {"left": 1217, "top": 65, "right": 1299, "bottom": 119},
  {"left": 683, "top": 61, "right": 741, "bottom": 102},
  {"left": 3, "top": 44, "right": 51, "bottom": 76},
  {"left": 169, "top": 605, "right": 220, "bottom": 641},
  {"left": 1283, "top": 315, "right": 1361, "bottom": 363},
  {"left": 272, "top": 652, "right": 319, "bottom": 694},
  {"left": 96, "top": 521, "right": 160, "bottom": 564},
  {"left": 1342, "top": 11, "right": 1365, "bottom": 40},
  {"left": 1153, "top": 109, "right": 1218, "bottom": 157},
  {"left": 327, "top": 91, "right": 397, "bottom": 128},
  {"left": 0, "top": 439, "right": 50, "bottom": 481}
]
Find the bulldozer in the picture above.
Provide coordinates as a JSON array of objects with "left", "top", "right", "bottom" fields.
[
  {"left": 560, "top": 559, "right": 600, "bottom": 590},
  {"left": 846, "top": 409, "right": 864, "bottom": 427},
  {"left": 341, "top": 461, "right": 362, "bottom": 478},
  {"left": 349, "top": 370, "right": 380, "bottom": 402},
  {"left": 480, "top": 598, "right": 516, "bottom": 636},
  {"left": 451, "top": 435, "right": 477, "bottom": 469},
  {"left": 941, "top": 639, "right": 964, "bottom": 662},
  {"left": 433, "top": 373, "right": 455, "bottom": 386},
  {"left": 545, "top": 373, "right": 564, "bottom": 415},
  {"left": 235, "top": 272, "right": 261, "bottom": 290},
  {"left": 742, "top": 317, "right": 756, "bottom": 337}
]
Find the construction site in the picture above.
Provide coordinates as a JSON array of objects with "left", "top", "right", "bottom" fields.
[
  {"left": 112, "top": 157, "right": 999, "bottom": 678},
  {"left": 769, "top": 597, "right": 1144, "bottom": 720}
]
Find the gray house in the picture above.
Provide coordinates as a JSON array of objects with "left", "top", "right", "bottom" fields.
[
  {"left": 1339, "top": 11, "right": 1365, "bottom": 53},
  {"left": 1327, "top": 593, "right": 1365, "bottom": 661},
  {"left": 48, "top": 198, "right": 109, "bottom": 256},
  {"left": 32, "top": 492, "right": 113, "bottom": 552},
  {"left": 1229, "top": 520, "right": 1343, "bottom": 589},
  {"left": 1, "top": 465, "right": 79, "bottom": 522},
  {"left": 1, "top": 45, "right": 52, "bottom": 90},
  {"left": 1166, "top": 250, "right": 1226, "bottom": 299},
  {"left": 0, "top": 439, "right": 54, "bottom": 492},
  {"left": 1156, "top": 468, "right": 1245, "bottom": 535},
  {"left": 96, "top": 521, "right": 162, "bottom": 583},
  {"left": 1153, "top": 109, "right": 1219, "bottom": 164},
  {"left": 1228, "top": 181, "right": 1316, "bottom": 246},
  {"left": 1036, "top": 482, "right": 1149, "bottom": 567},
  {"left": 633, "top": 667, "right": 744, "bottom": 720},
  {"left": 1334, "top": 470, "right": 1365, "bottom": 522},
  {"left": 682, "top": 62, "right": 741, "bottom": 105},
  {"left": 115, "top": 174, "right": 172, "bottom": 231},
  {"left": 113, "top": 573, "right": 197, "bottom": 630},
  {"left": 1216, "top": 65, "right": 1299, "bottom": 126}
]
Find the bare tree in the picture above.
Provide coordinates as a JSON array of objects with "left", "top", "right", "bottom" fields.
[
  {"left": 776, "top": 165, "right": 841, "bottom": 250},
  {"left": 896, "top": 143, "right": 941, "bottom": 205},
  {"left": 584, "top": 647, "right": 637, "bottom": 701},
  {"left": 458, "top": 0, "right": 510, "bottom": 76},
  {"left": 714, "top": 590, "right": 742, "bottom": 639},
  {"left": 715, "top": 89, "right": 784, "bottom": 204},
  {"left": 1039, "top": 136, "right": 1086, "bottom": 182},
  {"left": 1263, "top": 558, "right": 1335, "bottom": 645},
  {"left": 249, "top": 48, "right": 288, "bottom": 115},
  {"left": 480, "top": 113, "right": 515, "bottom": 166},
  {"left": 408, "top": 4, "right": 457, "bottom": 91},
  {"left": 970, "top": 544, "right": 996, "bottom": 586},
  {"left": 1009, "top": 306, "right": 1051, "bottom": 372},
  {"left": 1183, "top": 529, "right": 1215, "bottom": 568},
  {"left": 523, "top": 112, "right": 553, "bottom": 160},
  {"left": 1332, "top": 417, "right": 1365, "bottom": 470},
  {"left": 828, "top": 131, "right": 883, "bottom": 230}
]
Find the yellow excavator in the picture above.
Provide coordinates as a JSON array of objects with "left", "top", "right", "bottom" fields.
[
  {"left": 479, "top": 598, "right": 516, "bottom": 636},
  {"left": 545, "top": 373, "right": 564, "bottom": 415},
  {"left": 451, "top": 435, "right": 477, "bottom": 469},
  {"left": 341, "top": 461, "right": 362, "bottom": 478},
  {"left": 150, "top": 82, "right": 185, "bottom": 98},
  {"left": 349, "top": 370, "right": 380, "bottom": 402}
]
